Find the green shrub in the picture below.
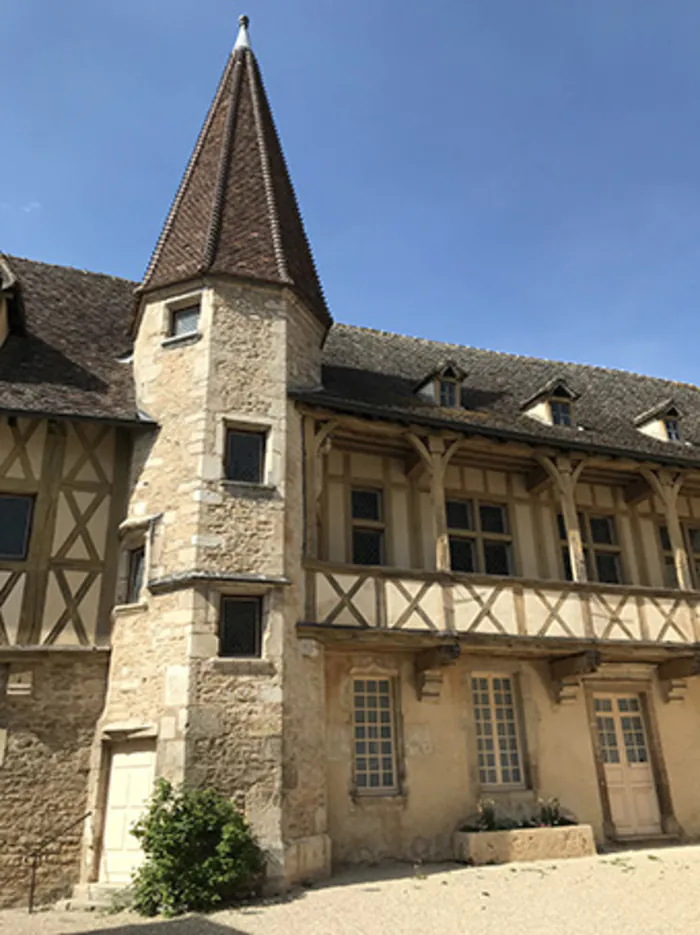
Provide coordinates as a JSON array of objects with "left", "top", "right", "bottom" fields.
[{"left": 130, "top": 779, "right": 265, "bottom": 917}]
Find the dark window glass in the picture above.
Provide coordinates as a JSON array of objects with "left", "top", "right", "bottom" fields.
[
  {"left": 550, "top": 399, "right": 572, "bottom": 426},
  {"left": 351, "top": 489, "right": 382, "bottom": 521},
  {"left": 439, "top": 380, "right": 457, "bottom": 407},
  {"left": 484, "top": 541, "right": 511, "bottom": 576},
  {"left": 169, "top": 303, "right": 200, "bottom": 337},
  {"left": 557, "top": 513, "right": 567, "bottom": 541},
  {"left": 220, "top": 597, "right": 262, "bottom": 657},
  {"left": 595, "top": 552, "right": 621, "bottom": 584},
  {"left": 126, "top": 546, "right": 145, "bottom": 604},
  {"left": 225, "top": 430, "right": 265, "bottom": 483},
  {"left": 480, "top": 504, "right": 507, "bottom": 535},
  {"left": 665, "top": 418, "right": 681, "bottom": 442},
  {"left": 590, "top": 516, "right": 616, "bottom": 545},
  {"left": 449, "top": 536, "right": 476, "bottom": 572},
  {"left": 663, "top": 556, "right": 678, "bottom": 589},
  {"left": 0, "top": 494, "right": 34, "bottom": 560},
  {"left": 659, "top": 525, "right": 672, "bottom": 552},
  {"left": 352, "top": 529, "right": 383, "bottom": 566},
  {"left": 446, "top": 500, "right": 473, "bottom": 531},
  {"left": 562, "top": 546, "right": 573, "bottom": 581},
  {"left": 688, "top": 527, "right": 700, "bottom": 553}
]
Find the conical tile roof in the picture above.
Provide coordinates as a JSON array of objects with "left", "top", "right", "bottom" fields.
[{"left": 141, "top": 16, "right": 330, "bottom": 327}]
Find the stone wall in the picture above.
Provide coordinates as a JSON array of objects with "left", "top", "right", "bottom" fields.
[{"left": 0, "top": 653, "right": 108, "bottom": 908}]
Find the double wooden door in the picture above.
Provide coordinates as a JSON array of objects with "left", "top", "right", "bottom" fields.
[{"left": 594, "top": 694, "right": 661, "bottom": 838}]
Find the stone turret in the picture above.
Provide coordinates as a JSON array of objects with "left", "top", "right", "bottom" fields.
[{"left": 80, "top": 15, "right": 332, "bottom": 889}]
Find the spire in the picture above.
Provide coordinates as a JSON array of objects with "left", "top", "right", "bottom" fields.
[{"left": 140, "top": 15, "right": 330, "bottom": 327}]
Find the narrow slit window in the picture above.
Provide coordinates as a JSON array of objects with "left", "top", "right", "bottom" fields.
[
  {"left": 352, "top": 678, "right": 398, "bottom": 794},
  {"left": 125, "top": 545, "right": 145, "bottom": 604},
  {"left": 225, "top": 429, "right": 266, "bottom": 484},
  {"left": 219, "top": 597, "right": 263, "bottom": 657},
  {"left": 471, "top": 674, "right": 524, "bottom": 787},
  {"left": 351, "top": 488, "right": 384, "bottom": 565},
  {"left": 0, "top": 494, "right": 35, "bottom": 560},
  {"left": 169, "top": 302, "right": 200, "bottom": 337}
]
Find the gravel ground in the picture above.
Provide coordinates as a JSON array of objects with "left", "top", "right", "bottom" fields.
[{"left": 3, "top": 845, "right": 700, "bottom": 935}]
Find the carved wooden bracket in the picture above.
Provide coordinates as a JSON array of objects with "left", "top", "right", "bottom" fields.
[
  {"left": 657, "top": 653, "right": 700, "bottom": 703},
  {"left": 415, "top": 643, "right": 461, "bottom": 702},
  {"left": 549, "top": 650, "right": 601, "bottom": 704}
]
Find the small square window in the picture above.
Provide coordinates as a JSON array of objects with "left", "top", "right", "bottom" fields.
[
  {"left": 225, "top": 430, "right": 266, "bottom": 484},
  {"left": 665, "top": 418, "right": 681, "bottom": 442},
  {"left": 589, "top": 515, "right": 616, "bottom": 546},
  {"left": 353, "top": 528, "right": 384, "bottom": 566},
  {"left": 169, "top": 302, "right": 200, "bottom": 337},
  {"left": 439, "top": 380, "right": 458, "bottom": 408},
  {"left": 446, "top": 500, "right": 473, "bottom": 531},
  {"left": 125, "top": 546, "right": 145, "bottom": 604},
  {"left": 0, "top": 494, "right": 34, "bottom": 560},
  {"left": 449, "top": 536, "right": 476, "bottom": 572},
  {"left": 480, "top": 504, "right": 507, "bottom": 535},
  {"left": 550, "top": 399, "right": 573, "bottom": 426},
  {"left": 219, "top": 597, "right": 263, "bottom": 657},
  {"left": 351, "top": 489, "right": 382, "bottom": 522},
  {"left": 483, "top": 540, "right": 512, "bottom": 576}
]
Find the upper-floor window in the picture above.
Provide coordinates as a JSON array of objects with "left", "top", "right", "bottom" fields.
[
  {"left": 471, "top": 674, "right": 524, "bottom": 787},
  {"left": 550, "top": 399, "right": 573, "bottom": 426},
  {"left": 125, "top": 545, "right": 145, "bottom": 604},
  {"left": 351, "top": 489, "right": 384, "bottom": 565},
  {"left": 224, "top": 429, "right": 266, "bottom": 484},
  {"left": 0, "top": 493, "right": 34, "bottom": 560},
  {"left": 439, "top": 379, "right": 458, "bottom": 408},
  {"left": 446, "top": 499, "right": 513, "bottom": 576},
  {"left": 352, "top": 677, "right": 398, "bottom": 794},
  {"left": 558, "top": 512, "right": 622, "bottom": 584},
  {"left": 664, "top": 418, "right": 682, "bottom": 442},
  {"left": 219, "top": 596, "right": 263, "bottom": 657},
  {"left": 659, "top": 524, "right": 700, "bottom": 588},
  {"left": 168, "top": 302, "right": 200, "bottom": 338}
]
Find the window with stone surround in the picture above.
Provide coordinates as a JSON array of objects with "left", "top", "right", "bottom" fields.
[
  {"left": 0, "top": 494, "right": 34, "bottom": 560},
  {"left": 471, "top": 673, "right": 524, "bottom": 787},
  {"left": 168, "top": 301, "right": 200, "bottom": 338},
  {"left": 352, "top": 677, "right": 398, "bottom": 794},
  {"left": 224, "top": 429, "right": 266, "bottom": 484},
  {"left": 125, "top": 546, "right": 145, "bottom": 605},
  {"left": 219, "top": 596, "right": 263, "bottom": 657}
]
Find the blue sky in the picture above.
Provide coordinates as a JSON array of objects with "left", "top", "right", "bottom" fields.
[{"left": 3, "top": 1, "right": 700, "bottom": 382}]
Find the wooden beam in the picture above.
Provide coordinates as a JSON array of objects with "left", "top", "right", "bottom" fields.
[
  {"left": 549, "top": 650, "right": 601, "bottom": 683},
  {"left": 657, "top": 654, "right": 700, "bottom": 682},
  {"left": 526, "top": 464, "right": 551, "bottom": 495},
  {"left": 624, "top": 476, "right": 652, "bottom": 506}
]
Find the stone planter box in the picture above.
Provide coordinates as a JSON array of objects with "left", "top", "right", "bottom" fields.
[{"left": 453, "top": 825, "right": 596, "bottom": 866}]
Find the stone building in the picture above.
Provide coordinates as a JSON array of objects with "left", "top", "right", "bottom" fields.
[{"left": 2, "top": 14, "right": 700, "bottom": 907}]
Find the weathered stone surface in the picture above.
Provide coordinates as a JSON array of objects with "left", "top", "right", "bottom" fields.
[{"left": 453, "top": 825, "right": 597, "bottom": 865}]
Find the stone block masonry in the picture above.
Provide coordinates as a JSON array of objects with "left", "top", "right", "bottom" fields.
[{"left": 0, "top": 654, "right": 108, "bottom": 908}]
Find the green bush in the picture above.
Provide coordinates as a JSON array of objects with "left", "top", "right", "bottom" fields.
[{"left": 130, "top": 779, "right": 265, "bottom": 917}]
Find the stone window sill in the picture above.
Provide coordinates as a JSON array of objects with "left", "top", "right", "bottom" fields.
[
  {"left": 112, "top": 601, "right": 148, "bottom": 617},
  {"left": 351, "top": 791, "right": 408, "bottom": 806},
  {"left": 209, "top": 657, "right": 276, "bottom": 676},
  {"left": 161, "top": 331, "right": 202, "bottom": 350},
  {"left": 221, "top": 481, "right": 278, "bottom": 499}
]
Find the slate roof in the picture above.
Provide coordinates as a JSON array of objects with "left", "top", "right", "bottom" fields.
[
  {"left": 0, "top": 255, "right": 144, "bottom": 424},
  {"left": 292, "top": 324, "right": 700, "bottom": 468},
  {"left": 140, "top": 20, "right": 330, "bottom": 328}
]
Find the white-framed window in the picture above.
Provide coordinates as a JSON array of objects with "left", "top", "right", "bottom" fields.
[
  {"left": 558, "top": 512, "right": 623, "bottom": 584},
  {"left": 471, "top": 673, "right": 524, "bottom": 787},
  {"left": 351, "top": 488, "right": 385, "bottom": 565},
  {"left": 446, "top": 499, "right": 513, "bottom": 575},
  {"left": 352, "top": 677, "right": 398, "bottom": 794},
  {"left": 168, "top": 301, "right": 200, "bottom": 338}
]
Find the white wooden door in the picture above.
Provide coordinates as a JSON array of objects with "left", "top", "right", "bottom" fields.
[
  {"left": 594, "top": 694, "right": 661, "bottom": 837},
  {"left": 100, "top": 741, "right": 156, "bottom": 883}
]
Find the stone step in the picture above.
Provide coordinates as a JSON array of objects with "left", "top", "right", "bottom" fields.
[{"left": 61, "top": 882, "right": 128, "bottom": 911}]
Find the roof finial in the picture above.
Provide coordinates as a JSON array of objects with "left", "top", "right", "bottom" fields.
[{"left": 235, "top": 13, "right": 251, "bottom": 51}]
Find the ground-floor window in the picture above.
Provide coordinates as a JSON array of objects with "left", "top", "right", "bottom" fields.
[
  {"left": 352, "top": 678, "right": 398, "bottom": 793},
  {"left": 471, "top": 673, "right": 524, "bottom": 786}
]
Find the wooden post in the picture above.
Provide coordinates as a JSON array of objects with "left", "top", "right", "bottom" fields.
[
  {"left": 406, "top": 433, "right": 462, "bottom": 573},
  {"left": 642, "top": 468, "right": 692, "bottom": 591},
  {"left": 302, "top": 416, "right": 337, "bottom": 561},
  {"left": 536, "top": 454, "right": 587, "bottom": 582}
]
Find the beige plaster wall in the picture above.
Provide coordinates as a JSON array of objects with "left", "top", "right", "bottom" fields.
[{"left": 0, "top": 654, "right": 108, "bottom": 907}]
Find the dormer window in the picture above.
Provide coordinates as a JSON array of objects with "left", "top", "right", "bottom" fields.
[
  {"left": 665, "top": 418, "right": 681, "bottom": 442},
  {"left": 550, "top": 398, "right": 573, "bottom": 427},
  {"left": 439, "top": 379, "right": 458, "bottom": 408}
]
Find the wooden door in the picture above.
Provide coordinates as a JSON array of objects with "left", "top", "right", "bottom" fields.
[
  {"left": 594, "top": 694, "right": 661, "bottom": 837},
  {"left": 99, "top": 741, "right": 156, "bottom": 883}
]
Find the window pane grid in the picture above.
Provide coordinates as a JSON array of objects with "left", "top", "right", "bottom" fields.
[
  {"left": 351, "top": 489, "right": 385, "bottom": 565},
  {"left": 447, "top": 499, "right": 513, "bottom": 576},
  {"left": 353, "top": 679, "right": 397, "bottom": 793},
  {"left": 558, "top": 512, "right": 622, "bottom": 583},
  {"left": 471, "top": 675, "right": 523, "bottom": 786},
  {"left": 550, "top": 399, "right": 573, "bottom": 426}
]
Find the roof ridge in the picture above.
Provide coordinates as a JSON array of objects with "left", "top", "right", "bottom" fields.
[
  {"left": 3, "top": 253, "right": 138, "bottom": 286},
  {"left": 332, "top": 322, "right": 700, "bottom": 394}
]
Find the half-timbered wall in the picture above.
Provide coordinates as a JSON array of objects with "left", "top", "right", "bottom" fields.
[
  {"left": 0, "top": 416, "right": 127, "bottom": 646},
  {"left": 322, "top": 445, "right": 700, "bottom": 588}
]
